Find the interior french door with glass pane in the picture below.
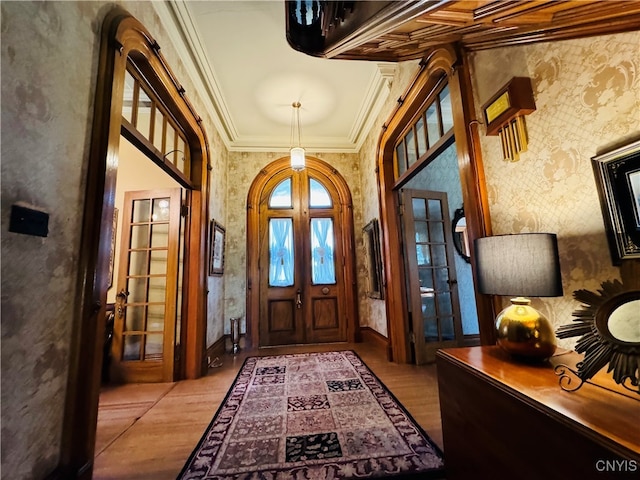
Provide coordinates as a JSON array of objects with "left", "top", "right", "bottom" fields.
[
  {"left": 259, "top": 170, "right": 347, "bottom": 346},
  {"left": 111, "top": 188, "right": 182, "bottom": 382},
  {"left": 401, "top": 189, "right": 463, "bottom": 364}
]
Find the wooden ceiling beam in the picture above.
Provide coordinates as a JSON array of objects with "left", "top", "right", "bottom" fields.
[
  {"left": 553, "top": 1, "right": 640, "bottom": 23},
  {"left": 463, "top": 13, "right": 640, "bottom": 50},
  {"left": 473, "top": 0, "right": 544, "bottom": 21},
  {"left": 314, "top": 0, "right": 640, "bottom": 61},
  {"left": 416, "top": 8, "right": 476, "bottom": 27},
  {"left": 410, "top": 24, "right": 462, "bottom": 40}
]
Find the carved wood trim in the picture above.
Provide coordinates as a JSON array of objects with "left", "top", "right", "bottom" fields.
[
  {"left": 448, "top": 44, "right": 496, "bottom": 346},
  {"left": 376, "top": 44, "right": 494, "bottom": 364},
  {"left": 291, "top": 1, "right": 640, "bottom": 61},
  {"left": 60, "top": 7, "right": 210, "bottom": 479},
  {"left": 246, "top": 156, "right": 360, "bottom": 349}
]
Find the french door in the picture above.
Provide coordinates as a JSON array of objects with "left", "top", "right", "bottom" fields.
[
  {"left": 259, "top": 170, "right": 347, "bottom": 346},
  {"left": 111, "top": 188, "right": 184, "bottom": 382},
  {"left": 401, "top": 189, "right": 463, "bottom": 363}
]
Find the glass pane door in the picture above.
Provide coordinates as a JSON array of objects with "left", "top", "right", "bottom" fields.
[
  {"left": 112, "top": 188, "right": 182, "bottom": 382},
  {"left": 401, "top": 189, "right": 463, "bottom": 364},
  {"left": 123, "top": 197, "right": 170, "bottom": 360},
  {"left": 260, "top": 170, "right": 347, "bottom": 346},
  {"left": 412, "top": 196, "right": 455, "bottom": 342},
  {"left": 269, "top": 218, "right": 294, "bottom": 287},
  {"left": 310, "top": 218, "right": 336, "bottom": 284}
]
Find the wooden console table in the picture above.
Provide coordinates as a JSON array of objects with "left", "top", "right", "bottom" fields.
[{"left": 436, "top": 346, "right": 639, "bottom": 480}]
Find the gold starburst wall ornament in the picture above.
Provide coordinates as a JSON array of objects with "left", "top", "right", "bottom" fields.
[{"left": 554, "top": 279, "right": 640, "bottom": 394}]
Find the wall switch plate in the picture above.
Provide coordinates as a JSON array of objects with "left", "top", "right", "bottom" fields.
[{"left": 9, "top": 203, "right": 49, "bottom": 237}]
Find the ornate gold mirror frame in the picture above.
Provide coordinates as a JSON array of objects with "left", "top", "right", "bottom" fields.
[{"left": 555, "top": 279, "right": 640, "bottom": 394}]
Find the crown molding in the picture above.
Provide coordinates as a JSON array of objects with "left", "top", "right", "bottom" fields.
[
  {"left": 225, "top": 137, "right": 358, "bottom": 153},
  {"left": 349, "top": 62, "right": 396, "bottom": 151},
  {"left": 153, "top": 1, "right": 392, "bottom": 153},
  {"left": 153, "top": 1, "right": 237, "bottom": 148}
]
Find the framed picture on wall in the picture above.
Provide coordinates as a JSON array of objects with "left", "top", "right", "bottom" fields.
[
  {"left": 209, "top": 220, "right": 226, "bottom": 275},
  {"left": 592, "top": 139, "right": 640, "bottom": 265},
  {"left": 363, "top": 219, "right": 384, "bottom": 299}
]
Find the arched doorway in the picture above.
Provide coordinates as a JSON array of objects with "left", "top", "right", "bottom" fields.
[
  {"left": 246, "top": 157, "right": 360, "bottom": 348},
  {"left": 60, "top": 8, "right": 210, "bottom": 478},
  {"left": 376, "top": 46, "right": 495, "bottom": 363}
]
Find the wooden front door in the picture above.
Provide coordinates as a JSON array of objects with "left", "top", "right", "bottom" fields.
[
  {"left": 400, "top": 189, "right": 463, "bottom": 363},
  {"left": 111, "top": 188, "right": 183, "bottom": 382},
  {"left": 258, "top": 169, "right": 347, "bottom": 346}
]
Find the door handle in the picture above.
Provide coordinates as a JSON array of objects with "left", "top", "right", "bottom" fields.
[
  {"left": 296, "top": 289, "right": 302, "bottom": 309},
  {"left": 116, "top": 289, "right": 129, "bottom": 317}
]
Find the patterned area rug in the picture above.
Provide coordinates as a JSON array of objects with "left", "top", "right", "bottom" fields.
[{"left": 177, "top": 350, "right": 444, "bottom": 479}]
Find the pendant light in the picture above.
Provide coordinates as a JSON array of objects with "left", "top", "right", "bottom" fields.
[{"left": 290, "top": 101, "right": 305, "bottom": 171}]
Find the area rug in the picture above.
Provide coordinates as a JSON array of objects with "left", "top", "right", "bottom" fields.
[{"left": 177, "top": 350, "right": 444, "bottom": 479}]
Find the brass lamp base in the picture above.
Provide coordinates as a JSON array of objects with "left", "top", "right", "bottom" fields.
[{"left": 495, "top": 297, "right": 557, "bottom": 360}]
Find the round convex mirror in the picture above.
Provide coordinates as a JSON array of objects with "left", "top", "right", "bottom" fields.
[
  {"left": 452, "top": 207, "right": 470, "bottom": 264},
  {"left": 608, "top": 299, "right": 640, "bottom": 343},
  {"left": 556, "top": 280, "right": 640, "bottom": 394}
]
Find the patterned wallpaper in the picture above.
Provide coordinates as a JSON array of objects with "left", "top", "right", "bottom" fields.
[
  {"left": 0, "top": 2, "right": 228, "bottom": 477},
  {"left": 205, "top": 122, "right": 228, "bottom": 348},
  {"left": 2, "top": 3, "right": 106, "bottom": 476},
  {"left": 357, "top": 61, "right": 422, "bottom": 336},
  {"left": 469, "top": 31, "right": 640, "bottom": 349},
  {"left": 3, "top": 3, "right": 636, "bottom": 477}
]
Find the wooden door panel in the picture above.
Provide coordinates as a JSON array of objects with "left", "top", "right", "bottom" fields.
[
  {"left": 269, "top": 300, "right": 296, "bottom": 332},
  {"left": 306, "top": 287, "right": 345, "bottom": 343},
  {"left": 258, "top": 169, "right": 349, "bottom": 346},
  {"left": 311, "top": 297, "right": 339, "bottom": 329},
  {"left": 262, "top": 298, "right": 303, "bottom": 346}
]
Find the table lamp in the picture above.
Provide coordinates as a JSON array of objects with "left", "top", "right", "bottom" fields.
[{"left": 475, "top": 233, "right": 563, "bottom": 360}]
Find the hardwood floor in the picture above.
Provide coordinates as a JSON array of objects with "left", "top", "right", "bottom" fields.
[{"left": 93, "top": 340, "right": 443, "bottom": 480}]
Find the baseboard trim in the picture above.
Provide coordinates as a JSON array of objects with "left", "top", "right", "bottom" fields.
[
  {"left": 360, "top": 326, "right": 389, "bottom": 350},
  {"left": 205, "top": 335, "right": 226, "bottom": 367}
]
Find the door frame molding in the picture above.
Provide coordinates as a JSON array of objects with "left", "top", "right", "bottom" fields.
[
  {"left": 246, "top": 156, "right": 360, "bottom": 349},
  {"left": 59, "top": 7, "right": 210, "bottom": 479},
  {"left": 376, "top": 45, "right": 495, "bottom": 363}
]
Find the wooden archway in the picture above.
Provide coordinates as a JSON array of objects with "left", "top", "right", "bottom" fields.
[
  {"left": 376, "top": 45, "right": 495, "bottom": 363},
  {"left": 59, "top": 8, "right": 210, "bottom": 478},
  {"left": 246, "top": 156, "right": 360, "bottom": 349}
]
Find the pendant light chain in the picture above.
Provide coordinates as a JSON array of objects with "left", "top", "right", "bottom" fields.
[{"left": 293, "top": 101, "right": 302, "bottom": 147}]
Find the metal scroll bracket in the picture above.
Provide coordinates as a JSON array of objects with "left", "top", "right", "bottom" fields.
[{"left": 554, "top": 364, "right": 586, "bottom": 392}]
